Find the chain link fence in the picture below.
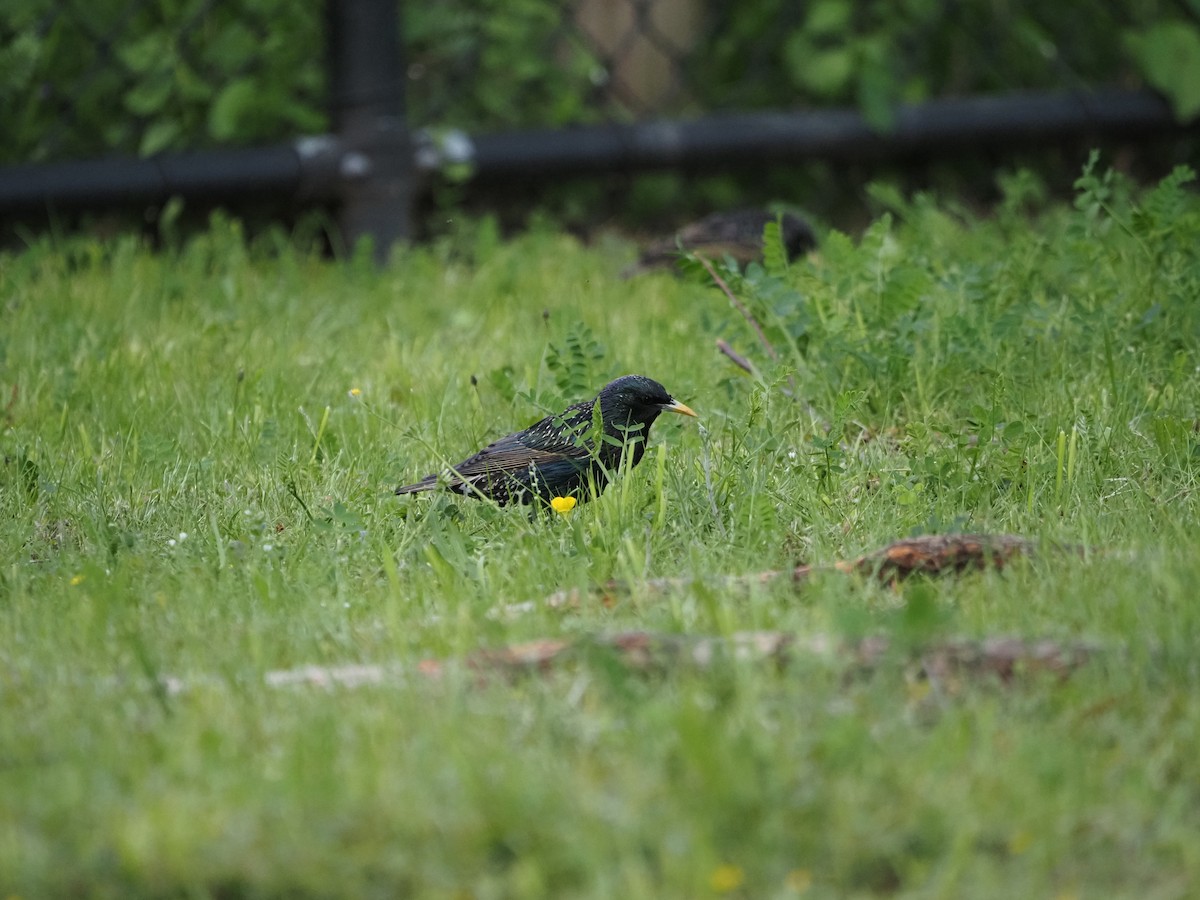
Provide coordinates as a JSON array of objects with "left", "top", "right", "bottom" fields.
[
  {"left": 1, "top": 0, "right": 1196, "bottom": 249},
  {"left": 2, "top": 0, "right": 323, "bottom": 164},
  {"left": 5, "top": 0, "right": 1191, "bottom": 164}
]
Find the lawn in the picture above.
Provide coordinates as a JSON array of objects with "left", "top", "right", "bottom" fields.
[{"left": 3, "top": 161, "right": 1200, "bottom": 898}]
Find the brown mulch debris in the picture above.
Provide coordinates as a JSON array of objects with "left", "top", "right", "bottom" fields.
[
  {"left": 820, "top": 532, "right": 1044, "bottom": 583},
  {"left": 412, "top": 631, "right": 1097, "bottom": 685},
  {"left": 160, "top": 632, "right": 1096, "bottom": 696},
  {"left": 531, "top": 533, "right": 1056, "bottom": 613},
  {"left": 159, "top": 535, "right": 1095, "bottom": 695}
]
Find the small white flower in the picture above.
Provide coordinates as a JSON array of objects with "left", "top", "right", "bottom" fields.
[
  {"left": 167, "top": 539, "right": 177, "bottom": 547},
  {"left": 263, "top": 543, "right": 273, "bottom": 552},
  {"left": 178, "top": 532, "right": 188, "bottom": 541}
]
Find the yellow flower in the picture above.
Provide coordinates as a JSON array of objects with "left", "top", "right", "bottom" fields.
[
  {"left": 348, "top": 387, "right": 362, "bottom": 398},
  {"left": 69, "top": 574, "right": 85, "bottom": 586},
  {"left": 550, "top": 496, "right": 577, "bottom": 514},
  {"left": 710, "top": 864, "right": 744, "bottom": 892}
]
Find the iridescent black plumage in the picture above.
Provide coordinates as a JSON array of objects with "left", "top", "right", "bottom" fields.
[
  {"left": 395, "top": 375, "right": 697, "bottom": 507},
  {"left": 623, "top": 208, "right": 817, "bottom": 278}
]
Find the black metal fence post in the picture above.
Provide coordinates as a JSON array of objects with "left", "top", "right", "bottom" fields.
[{"left": 326, "top": 0, "right": 410, "bottom": 262}]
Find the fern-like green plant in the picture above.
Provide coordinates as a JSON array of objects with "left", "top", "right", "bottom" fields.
[{"left": 545, "top": 323, "right": 607, "bottom": 401}]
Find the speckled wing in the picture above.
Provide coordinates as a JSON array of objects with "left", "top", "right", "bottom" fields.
[{"left": 395, "top": 402, "right": 600, "bottom": 505}]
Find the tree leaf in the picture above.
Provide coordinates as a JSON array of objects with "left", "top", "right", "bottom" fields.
[
  {"left": 117, "top": 32, "right": 169, "bottom": 74},
  {"left": 208, "top": 78, "right": 258, "bottom": 141},
  {"left": 1127, "top": 21, "right": 1200, "bottom": 121},
  {"left": 125, "top": 77, "right": 173, "bottom": 117},
  {"left": 786, "top": 39, "right": 854, "bottom": 96},
  {"left": 805, "top": 0, "right": 851, "bottom": 37},
  {"left": 139, "top": 118, "right": 181, "bottom": 156}
]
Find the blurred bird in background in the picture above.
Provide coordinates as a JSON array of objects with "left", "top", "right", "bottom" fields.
[{"left": 622, "top": 208, "right": 817, "bottom": 277}]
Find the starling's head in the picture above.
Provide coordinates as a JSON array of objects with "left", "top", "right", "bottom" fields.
[{"left": 598, "top": 375, "right": 697, "bottom": 427}]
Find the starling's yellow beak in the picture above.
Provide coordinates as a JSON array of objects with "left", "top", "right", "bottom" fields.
[{"left": 663, "top": 398, "right": 698, "bottom": 418}]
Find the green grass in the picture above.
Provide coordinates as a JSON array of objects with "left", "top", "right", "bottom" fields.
[{"left": 3, "top": 162, "right": 1200, "bottom": 898}]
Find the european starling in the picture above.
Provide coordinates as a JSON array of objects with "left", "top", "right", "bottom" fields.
[
  {"left": 622, "top": 208, "right": 817, "bottom": 277},
  {"left": 395, "top": 375, "right": 697, "bottom": 507}
]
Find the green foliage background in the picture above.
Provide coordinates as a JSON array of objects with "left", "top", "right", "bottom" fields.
[{"left": 2, "top": 0, "right": 1199, "bottom": 165}]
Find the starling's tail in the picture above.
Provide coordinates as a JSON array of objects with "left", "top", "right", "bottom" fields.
[{"left": 395, "top": 476, "right": 438, "bottom": 496}]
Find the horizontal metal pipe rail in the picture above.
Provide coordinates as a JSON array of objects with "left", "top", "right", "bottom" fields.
[
  {"left": 460, "top": 89, "right": 1185, "bottom": 180},
  {"left": 0, "top": 89, "right": 1188, "bottom": 218},
  {"left": 0, "top": 138, "right": 344, "bottom": 213}
]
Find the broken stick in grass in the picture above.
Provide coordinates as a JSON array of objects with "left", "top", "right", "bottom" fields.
[
  {"left": 697, "top": 254, "right": 779, "bottom": 362},
  {"left": 716, "top": 338, "right": 755, "bottom": 376}
]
